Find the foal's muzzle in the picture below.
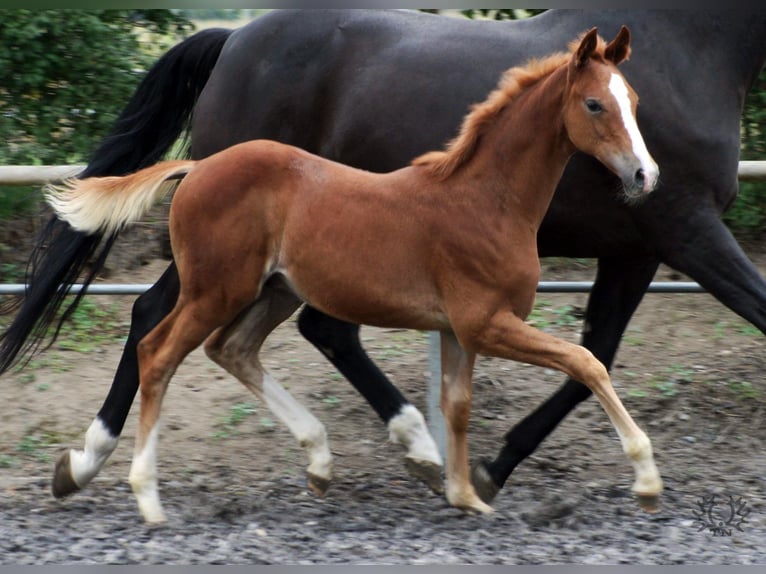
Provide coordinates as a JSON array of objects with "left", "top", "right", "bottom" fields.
[{"left": 621, "top": 161, "right": 659, "bottom": 202}]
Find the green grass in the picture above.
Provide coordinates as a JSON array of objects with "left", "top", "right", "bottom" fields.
[
  {"left": 727, "top": 380, "right": 761, "bottom": 401},
  {"left": 212, "top": 401, "right": 257, "bottom": 439},
  {"left": 713, "top": 319, "right": 762, "bottom": 340},
  {"left": 15, "top": 429, "right": 60, "bottom": 463},
  {"left": 526, "top": 299, "right": 582, "bottom": 331}
]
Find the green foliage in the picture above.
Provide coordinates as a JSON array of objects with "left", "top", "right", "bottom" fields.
[
  {"left": 176, "top": 9, "right": 247, "bottom": 21},
  {"left": 459, "top": 9, "right": 546, "bottom": 20},
  {"left": 725, "top": 68, "right": 766, "bottom": 237},
  {"left": 0, "top": 10, "right": 192, "bottom": 181},
  {"left": 0, "top": 186, "right": 38, "bottom": 218}
]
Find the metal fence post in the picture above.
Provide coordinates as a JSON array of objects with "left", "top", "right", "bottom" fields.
[{"left": 427, "top": 331, "right": 447, "bottom": 461}]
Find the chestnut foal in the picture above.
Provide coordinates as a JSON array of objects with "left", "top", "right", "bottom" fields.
[{"left": 46, "top": 27, "right": 661, "bottom": 523}]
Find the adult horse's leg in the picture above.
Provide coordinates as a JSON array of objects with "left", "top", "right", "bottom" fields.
[
  {"left": 466, "top": 311, "right": 663, "bottom": 511},
  {"left": 297, "top": 307, "right": 443, "bottom": 492},
  {"left": 472, "top": 255, "right": 660, "bottom": 503},
  {"left": 652, "top": 210, "right": 766, "bottom": 332},
  {"left": 204, "top": 289, "right": 333, "bottom": 495},
  {"left": 52, "top": 264, "right": 180, "bottom": 497}
]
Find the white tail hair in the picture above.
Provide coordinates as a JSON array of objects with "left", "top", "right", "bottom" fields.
[{"left": 45, "top": 160, "right": 197, "bottom": 235}]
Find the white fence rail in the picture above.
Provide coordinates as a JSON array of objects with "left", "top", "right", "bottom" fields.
[
  {"left": 0, "top": 165, "right": 84, "bottom": 186},
  {"left": 0, "top": 281, "right": 709, "bottom": 296},
  {"left": 3, "top": 161, "right": 766, "bottom": 185}
]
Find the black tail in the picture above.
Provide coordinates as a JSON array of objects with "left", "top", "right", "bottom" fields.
[{"left": 0, "top": 27, "right": 232, "bottom": 374}]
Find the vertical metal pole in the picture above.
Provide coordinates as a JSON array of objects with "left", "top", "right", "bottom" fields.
[{"left": 427, "top": 331, "right": 447, "bottom": 461}]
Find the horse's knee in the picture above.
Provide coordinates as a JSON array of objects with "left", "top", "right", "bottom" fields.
[
  {"left": 202, "top": 332, "right": 225, "bottom": 363},
  {"left": 572, "top": 346, "right": 610, "bottom": 388},
  {"left": 203, "top": 328, "right": 248, "bottom": 369}
]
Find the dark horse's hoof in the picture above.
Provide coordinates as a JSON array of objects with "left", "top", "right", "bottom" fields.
[
  {"left": 405, "top": 457, "right": 444, "bottom": 494},
  {"left": 471, "top": 458, "right": 501, "bottom": 504},
  {"left": 52, "top": 450, "right": 81, "bottom": 498}
]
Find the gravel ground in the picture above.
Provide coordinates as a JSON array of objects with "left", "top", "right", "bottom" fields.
[{"left": 2, "top": 469, "right": 763, "bottom": 565}]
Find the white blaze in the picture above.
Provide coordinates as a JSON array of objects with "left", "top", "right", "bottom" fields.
[{"left": 608, "top": 73, "right": 659, "bottom": 188}]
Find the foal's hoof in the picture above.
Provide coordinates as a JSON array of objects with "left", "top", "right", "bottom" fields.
[
  {"left": 471, "top": 458, "right": 500, "bottom": 504},
  {"left": 636, "top": 493, "right": 661, "bottom": 514},
  {"left": 405, "top": 457, "right": 443, "bottom": 494},
  {"left": 452, "top": 496, "right": 495, "bottom": 515},
  {"left": 306, "top": 472, "right": 331, "bottom": 497},
  {"left": 52, "top": 451, "right": 81, "bottom": 498}
]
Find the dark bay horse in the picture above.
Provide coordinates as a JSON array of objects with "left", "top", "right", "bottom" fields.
[
  {"left": 1, "top": 10, "right": 764, "bottom": 504},
  {"left": 45, "top": 29, "right": 662, "bottom": 523}
]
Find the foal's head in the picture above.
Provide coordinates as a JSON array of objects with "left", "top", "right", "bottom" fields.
[{"left": 564, "top": 26, "right": 659, "bottom": 200}]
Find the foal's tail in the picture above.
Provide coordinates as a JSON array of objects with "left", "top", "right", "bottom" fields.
[
  {"left": 0, "top": 27, "right": 231, "bottom": 375},
  {"left": 45, "top": 162, "right": 197, "bottom": 235}
]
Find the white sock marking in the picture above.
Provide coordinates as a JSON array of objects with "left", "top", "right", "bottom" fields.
[
  {"left": 388, "top": 404, "right": 443, "bottom": 465},
  {"left": 129, "top": 424, "right": 166, "bottom": 523},
  {"left": 68, "top": 417, "right": 120, "bottom": 488},
  {"left": 262, "top": 373, "right": 332, "bottom": 480},
  {"left": 615, "top": 427, "right": 663, "bottom": 496}
]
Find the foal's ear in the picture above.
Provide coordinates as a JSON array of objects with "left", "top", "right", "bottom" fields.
[
  {"left": 574, "top": 27, "right": 599, "bottom": 69},
  {"left": 605, "top": 25, "right": 632, "bottom": 65}
]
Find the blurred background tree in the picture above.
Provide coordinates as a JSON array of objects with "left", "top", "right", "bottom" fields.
[
  {"left": 0, "top": 10, "right": 192, "bottom": 217},
  {"left": 0, "top": 10, "right": 192, "bottom": 166}
]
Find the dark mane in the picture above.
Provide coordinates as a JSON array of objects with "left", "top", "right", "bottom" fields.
[{"left": 412, "top": 34, "right": 608, "bottom": 180}]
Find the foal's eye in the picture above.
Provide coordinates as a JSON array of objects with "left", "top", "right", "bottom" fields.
[{"left": 585, "top": 99, "right": 603, "bottom": 114}]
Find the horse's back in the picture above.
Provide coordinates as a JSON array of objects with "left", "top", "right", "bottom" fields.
[
  {"left": 195, "top": 10, "right": 756, "bottom": 171},
  {"left": 191, "top": 10, "right": 766, "bottom": 257},
  {"left": 192, "top": 10, "right": 544, "bottom": 167}
]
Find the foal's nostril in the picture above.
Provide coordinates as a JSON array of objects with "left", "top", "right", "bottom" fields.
[{"left": 635, "top": 168, "right": 645, "bottom": 188}]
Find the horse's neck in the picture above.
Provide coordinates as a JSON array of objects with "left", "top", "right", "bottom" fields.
[{"left": 458, "top": 67, "right": 572, "bottom": 228}]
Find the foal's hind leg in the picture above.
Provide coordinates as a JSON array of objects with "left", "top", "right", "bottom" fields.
[
  {"left": 129, "top": 298, "right": 226, "bottom": 524},
  {"left": 464, "top": 311, "right": 663, "bottom": 511},
  {"left": 204, "top": 288, "right": 333, "bottom": 495}
]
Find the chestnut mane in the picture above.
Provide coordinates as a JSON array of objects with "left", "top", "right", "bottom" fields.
[{"left": 412, "top": 35, "right": 609, "bottom": 180}]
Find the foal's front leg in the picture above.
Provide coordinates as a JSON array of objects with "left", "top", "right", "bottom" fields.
[
  {"left": 439, "top": 331, "right": 493, "bottom": 514},
  {"left": 467, "top": 311, "right": 663, "bottom": 511}
]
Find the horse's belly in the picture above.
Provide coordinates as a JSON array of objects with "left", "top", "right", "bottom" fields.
[{"left": 278, "top": 264, "right": 449, "bottom": 331}]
